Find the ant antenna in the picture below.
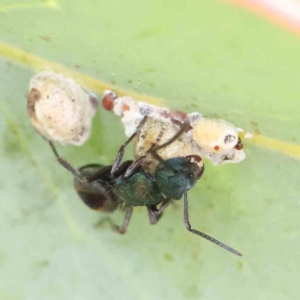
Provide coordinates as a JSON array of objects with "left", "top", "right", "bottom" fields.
[
  {"left": 49, "top": 141, "right": 86, "bottom": 182},
  {"left": 111, "top": 116, "right": 148, "bottom": 174},
  {"left": 146, "top": 119, "right": 196, "bottom": 171},
  {"left": 183, "top": 192, "right": 242, "bottom": 256}
]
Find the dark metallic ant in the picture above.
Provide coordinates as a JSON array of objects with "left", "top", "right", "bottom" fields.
[{"left": 49, "top": 118, "right": 242, "bottom": 256}]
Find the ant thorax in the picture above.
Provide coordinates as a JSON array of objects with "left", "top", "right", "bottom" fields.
[{"left": 103, "top": 92, "right": 246, "bottom": 166}]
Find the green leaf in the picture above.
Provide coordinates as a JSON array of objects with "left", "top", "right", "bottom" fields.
[{"left": 0, "top": 1, "right": 299, "bottom": 299}]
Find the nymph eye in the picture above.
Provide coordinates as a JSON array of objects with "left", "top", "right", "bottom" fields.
[
  {"left": 189, "top": 174, "right": 194, "bottom": 178},
  {"left": 224, "top": 134, "right": 236, "bottom": 144}
]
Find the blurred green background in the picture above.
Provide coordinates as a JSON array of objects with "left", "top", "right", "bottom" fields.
[{"left": 0, "top": 0, "right": 300, "bottom": 299}]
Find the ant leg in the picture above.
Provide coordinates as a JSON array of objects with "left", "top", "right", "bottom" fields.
[
  {"left": 124, "top": 155, "right": 146, "bottom": 177},
  {"left": 49, "top": 141, "right": 86, "bottom": 182},
  {"left": 155, "top": 198, "right": 174, "bottom": 215},
  {"left": 118, "top": 206, "right": 133, "bottom": 234},
  {"left": 147, "top": 206, "right": 164, "bottom": 225},
  {"left": 183, "top": 192, "right": 242, "bottom": 257},
  {"left": 148, "top": 198, "right": 173, "bottom": 225},
  {"left": 120, "top": 123, "right": 167, "bottom": 178},
  {"left": 125, "top": 125, "right": 166, "bottom": 176},
  {"left": 111, "top": 116, "right": 148, "bottom": 174},
  {"left": 119, "top": 125, "right": 166, "bottom": 178},
  {"left": 170, "top": 118, "right": 192, "bottom": 132},
  {"left": 149, "top": 119, "right": 190, "bottom": 153},
  {"left": 147, "top": 207, "right": 157, "bottom": 225},
  {"left": 111, "top": 133, "right": 137, "bottom": 174}
]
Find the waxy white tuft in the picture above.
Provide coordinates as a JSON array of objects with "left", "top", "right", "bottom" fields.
[{"left": 27, "top": 71, "right": 98, "bottom": 145}]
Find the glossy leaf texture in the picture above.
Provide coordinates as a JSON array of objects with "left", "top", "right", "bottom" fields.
[{"left": 0, "top": 1, "right": 299, "bottom": 299}]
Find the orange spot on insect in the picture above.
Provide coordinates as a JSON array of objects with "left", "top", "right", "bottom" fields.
[
  {"left": 123, "top": 104, "right": 130, "bottom": 111},
  {"left": 214, "top": 145, "right": 220, "bottom": 151}
]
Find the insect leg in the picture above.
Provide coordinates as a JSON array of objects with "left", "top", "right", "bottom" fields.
[
  {"left": 147, "top": 207, "right": 158, "bottom": 225},
  {"left": 183, "top": 192, "right": 242, "bottom": 257},
  {"left": 118, "top": 206, "right": 134, "bottom": 234},
  {"left": 155, "top": 198, "right": 174, "bottom": 215},
  {"left": 170, "top": 118, "right": 192, "bottom": 132},
  {"left": 147, "top": 206, "right": 164, "bottom": 225},
  {"left": 123, "top": 155, "right": 146, "bottom": 177},
  {"left": 49, "top": 141, "right": 86, "bottom": 182},
  {"left": 124, "top": 125, "right": 168, "bottom": 177},
  {"left": 148, "top": 198, "right": 174, "bottom": 225},
  {"left": 111, "top": 116, "right": 148, "bottom": 174},
  {"left": 149, "top": 119, "right": 190, "bottom": 153}
]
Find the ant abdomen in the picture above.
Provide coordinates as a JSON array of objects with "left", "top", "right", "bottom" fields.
[{"left": 74, "top": 164, "right": 118, "bottom": 212}]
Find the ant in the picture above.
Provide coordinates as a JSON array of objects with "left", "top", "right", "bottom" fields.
[{"left": 49, "top": 117, "right": 242, "bottom": 256}]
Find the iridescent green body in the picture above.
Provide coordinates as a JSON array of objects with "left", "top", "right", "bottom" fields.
[
  {"left": 111, "top": 157, "right": 202, "bottom": 207},
  {"left": 113, "top": 169, "right": 165, "bottom": 207},
  {"left": 155, "top": 157, "right": 204, "bottom": 200}
]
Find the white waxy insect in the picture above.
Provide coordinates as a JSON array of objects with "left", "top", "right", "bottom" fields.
[
  {"left": 103, "top": 92, "right": 203, "bottom": 172},
  {"left": 189, "top": 116, "right": 245, "bottom": 165},
  {"left": 102, "top": 91, "right": 246, "bottom": 167},
  {"left": 27, "top": 71, "right": 98, "bottom": 145}
]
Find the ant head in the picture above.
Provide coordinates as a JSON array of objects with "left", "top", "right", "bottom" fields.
[
  {"left": 184, "top": 155, "right": 205, "bottom": 179},
  {"left": 155, "top": 156, "right": 204, "bottom": 200},
  {"left": 74, "top": 164, "right": 118, "bottom": 212}
]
